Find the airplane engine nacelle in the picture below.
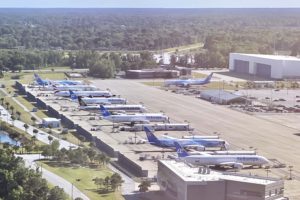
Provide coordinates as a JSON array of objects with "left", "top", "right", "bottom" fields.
[
  {"left": 195, "top": 146, "right": 205, "bottom": 151},
  {"left": 185, "top": 145, "right": 205, "bottom": 151},
  {"left": 233, "top": 163, "right": 243, "bottom": 169}
]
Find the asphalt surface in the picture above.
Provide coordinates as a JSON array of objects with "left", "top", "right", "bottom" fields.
[
  {"left": 0, "top": 105, "right": 77, "bottom": 149},
  {"left": 92, "top": 79, "right": 300, "bottom": 198}
]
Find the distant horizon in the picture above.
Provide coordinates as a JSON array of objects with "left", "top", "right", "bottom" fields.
[
  {"left": 1, "top": 0, "right": 300, "bottom": 9},
  {"left": 0, "top": 7, "right": 300, "bottom": 9}
]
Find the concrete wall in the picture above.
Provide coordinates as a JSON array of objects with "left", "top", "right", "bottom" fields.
[
  {"left": 118, "top": 153, "right": 148, "bottom": 177},
  {"left": 94, "top": 136, "right": 118, "bottom": 157},
  {"left": 60, "top": 114, "right": 76, "bottom": 129},
  {"left": 282, "top": 60, "right": 300, "bottom": 78},
  {"left": 187, "top": 181, "right": 225, "bottom": 200},
  {"left": 15, "top": 81, "right": 27, "bottom": 95},
  {"left": 157, "top": 161, "right": 187, "bottom": 200},
  {"left": 26, "top": 91, "right": 37, "bottom": 102},
  {"left": 15, "top": 82, "right": 150, "bottom": 178},
  {"left": 226, "top": 181, "right": 265, "bottom": 200},
  {"left": 47, "top": 106, "right": 61, "bottom": 119},
  {"left": 36, "top": 98, "right": 48, "bottom": 110}
]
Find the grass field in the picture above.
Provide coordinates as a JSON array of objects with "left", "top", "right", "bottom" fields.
[
  {"left": 38, "top": 161, "right": 123, "bottom": 200},
  {"left": 192, "top": 72, "right": 207, "bottom": 78},
  {"left": 141, "top": 81, "right": 164, "bottom": 87},
  {"left": 160, "top": 42, "right": 203, "bottom": 53}
]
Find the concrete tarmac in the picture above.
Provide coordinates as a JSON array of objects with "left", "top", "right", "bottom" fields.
[{"left": 92, "top": 79, "right": 300, "bottom": 198}]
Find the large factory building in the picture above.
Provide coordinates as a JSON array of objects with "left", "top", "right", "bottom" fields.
[
  {"left": 157, "top": 160, "right": 285, "bottom": 200},
  {"left": 229, "top": 53, "right": 300, "bottom": 79}
]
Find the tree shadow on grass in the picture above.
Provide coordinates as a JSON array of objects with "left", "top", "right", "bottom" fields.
[
  {"left": 43, "top": 161, "right": 79, "bottom": 168},
  {"left": 86, "top": 188, "right": 113, "bottom": 195}
]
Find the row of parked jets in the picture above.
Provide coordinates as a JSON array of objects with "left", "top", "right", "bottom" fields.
[{"left": 33, "top": 73, "right": 270, "bottom": 169}]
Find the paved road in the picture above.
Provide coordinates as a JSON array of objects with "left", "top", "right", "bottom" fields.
[
  {"left": 0, "top": 105, "right": 136, "bottom": 196},
  {"left": 0, "top": 105, "right": 77, "bottom": 149},
  {"left": 1, "top": 88, "right": 42, "bottom": 123},
  {"left": 18, "top": 154, "right": 89, "bottom": 200},
  {"left": 21, "top": 69, "right": 89, "bottom": 73}
]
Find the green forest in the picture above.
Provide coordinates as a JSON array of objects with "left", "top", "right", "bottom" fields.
[{"left": 0, "top": 8, "right": 300, "bottom": 75}]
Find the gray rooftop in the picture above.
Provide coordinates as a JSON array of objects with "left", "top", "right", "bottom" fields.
[{"left": 200, "top": 90, "right": 244, "bottom": 101}]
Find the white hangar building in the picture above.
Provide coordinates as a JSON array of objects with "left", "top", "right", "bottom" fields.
[{"left": 229, "top": 53, "right": 300, "bottom": 79}]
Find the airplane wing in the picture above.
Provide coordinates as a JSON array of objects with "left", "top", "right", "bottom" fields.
[
  {"left": 161, "top": 135, "right": 176, "bottom": 139},
  {"left": 182, "top": 144, "right": 205, "bottom": 151},
  {"left": 219, "top": 162, "right": 243, "bottom": 169}
]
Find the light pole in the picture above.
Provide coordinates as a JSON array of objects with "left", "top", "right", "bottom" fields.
[
  {"left": 71, "top": 179, "right": 81, "bottom": 200},
  {"left": 288, "top": 166, "right": 293, "bottom": 180},
  {"left": 265, "top": 167, "right": 271, "bottom": 177}
]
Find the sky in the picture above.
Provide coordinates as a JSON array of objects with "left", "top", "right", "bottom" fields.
[{"left": 0, "top": 0, "right": 300, "bottom": 8}]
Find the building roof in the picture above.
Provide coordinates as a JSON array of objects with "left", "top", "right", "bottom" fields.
[
  {"left": 42, "top": 118, "right": 60, "bottom": 122},
  {"left": 160, "top": 160, "right": 278, "bottom": 185},
  {"left": 232, "top": 53, "right": 300, "bottom": 61},
  {"left": 200, "top": 90, "right": 244, "bottom": 101}
]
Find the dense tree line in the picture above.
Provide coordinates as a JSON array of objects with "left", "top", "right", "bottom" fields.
[
  {"left": 0, "top": 50, "right": 63, "bottom": 71},
  {"left": 0, "top": 148, "right": 67, "bottom": 200},
  {"left": 1, "top": 9, "right": 300, "bottom": 71},
  {"left": 0, "top": 8, "right": 299, "bottom": 52}
]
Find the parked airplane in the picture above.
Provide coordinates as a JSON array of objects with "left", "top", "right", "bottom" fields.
[
  {"left": 55, "top": 90, "right": 112, "bottom": 97},
  {"left": 34, "top": 73, "right": 83, "bottom": 86},
  {"left": 183, "top": 135, "right": 220, "bottom": 139},
  {"left": 174, "top": 142, "right": 269, "bottom": 169},
  {"left": 70, "top": 94, "right": 126, "bottom": 105},
  {"left": 42, "top": 84, "right": 97, "bottom": 91},
  {"left": 78, "top": 97, "right": 146, "bottom": 112},
  {"left": 100, "top": 105, "right": 168, "bottom": 124},
  {"left": 164, "top": 73, "right": 213, "bottom": 87},
  {"left": 144, "top": 127, "right": 227, "bottom": 150}
]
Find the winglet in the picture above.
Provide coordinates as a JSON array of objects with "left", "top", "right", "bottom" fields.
[{"left": 174, "top": 142, "right": 189, "bottom": 157}]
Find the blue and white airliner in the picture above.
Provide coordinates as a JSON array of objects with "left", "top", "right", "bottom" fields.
[
  {"left": 144, "top": 127, "right": 227, "bottom": 150},
  {"left": 34, "top": 73, "right": 83, "bottom": 86},
  {"left": 174, "top": 142, "right": 269, "bottom": 169},
  {"left": 55, "top": 90, "right": 112, "bottom": 97},
  {"left": 77, "top": 96, "right": 146, "bottom": 112},
  {"left": 71, "top": 95, "right": 126, "bottom": 105},
  {"left": 100, "top": 105, "right": 168, "bottom": 124},
  {"left": 164, "top": 73, "right": 213, "bottom": 87}
]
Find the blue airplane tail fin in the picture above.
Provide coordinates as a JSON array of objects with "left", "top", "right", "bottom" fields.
[
  {"left": 34, "top": 73, "right": 45, "bottom": 85},
  {"left": 203, "top": 73, "right": 213, "bottom": 84},
  {"left": 69, "top": 90, "right": 77, "bottom": 100},
  {"left": 144, "top": 126, "right": 159, "bottom": 144},
  {"left": 174, "top": 142, "right": 189, "bottom": 157},
  {"left": 100, "top": 105, "right": 110, "bottom": 117}
]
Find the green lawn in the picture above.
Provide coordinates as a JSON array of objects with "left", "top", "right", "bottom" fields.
[
  {"left": 202, "top": 81, "right": 236, "bottom": 90},
  {"left": 161, "top": 42, "right": 203, "bottom": 53},
  {"left": 192, "top": 72, "right": 207, "bottom": 78},
  {"left": 141, "top": 81, "right": 163, "bottom": 87},
  {"left": 42, "top": 66, "right": 71, "bottom": 70},
  {"left": 15, "top": 96, "right": 48, "bottom": 119},
  {"left": 1, "top": 96, "right": 33, "bottom": 125},
  {"left": 38, "top": 161, "right": 124, "bottom": 200}
]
